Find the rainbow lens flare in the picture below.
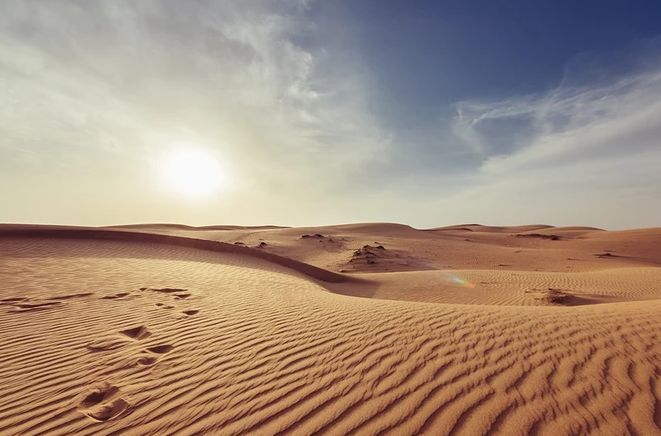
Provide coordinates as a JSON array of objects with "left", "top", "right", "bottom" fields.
[{"left": 445, "top": 273, "right": 476, "bottom": 289}]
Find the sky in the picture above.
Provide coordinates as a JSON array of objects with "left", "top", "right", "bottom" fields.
[{"left": 2, "top": 0, "right": 661, "bottom": 229}]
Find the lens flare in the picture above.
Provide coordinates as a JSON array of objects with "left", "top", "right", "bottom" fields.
[{"left": 444, "top": 273, "right": 476, "bottom": 289}]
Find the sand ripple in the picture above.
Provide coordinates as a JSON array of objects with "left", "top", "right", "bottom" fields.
[{"left": 0, "top": 238, "right": 659, "bottom": 435}]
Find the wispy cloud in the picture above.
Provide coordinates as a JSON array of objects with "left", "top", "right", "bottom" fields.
[
  {"left": 441, "top": 64, "right": 661, "bottom": 228},
  {"left": 453, "top": 68, "right": 661, "bottom": 170},
  {"left": 0, "top": 1, "right": 388, "bottom": 194},
  {"left": 1, "top": 1, "right": 659, "bottom": 227}
]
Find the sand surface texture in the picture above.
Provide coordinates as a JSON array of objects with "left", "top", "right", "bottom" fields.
[{"left": 0, "top": 224, "right": 659, "bottom": 435}]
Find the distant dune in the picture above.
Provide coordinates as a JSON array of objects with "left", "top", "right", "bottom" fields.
[
  {"left": 105, "top": 223, "right": 290, "bottom": 231},
  {"left": 0, "top": 223, "right": 659, "bottom": 435}
]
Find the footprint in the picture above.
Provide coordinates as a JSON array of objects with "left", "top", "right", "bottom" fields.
[
  {"left": 174, "top": 293, "right": 191, "bottom": 299},
  {"left": 147, "top": 344, "right": 174, "bottom": 354},
  {"left": 78, "top": 383, "right": 129, "bottom": 421},
  {"left": 134, "top": 344, "right": 174, "bottom": 367},
  {"left": 182, "top": 309, "right": 199, "bottom": 316},
  {"left": 119, "top": 325, "right": 151, "bottom": 340}
]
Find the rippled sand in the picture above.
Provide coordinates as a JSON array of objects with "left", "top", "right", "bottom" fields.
[{"left": 0, "top": 224, "right": 659, "bottom": 435}]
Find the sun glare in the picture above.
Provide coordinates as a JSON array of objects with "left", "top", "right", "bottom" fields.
[{"left": 161, "top": 148, "right": 226, "bottom": 197}]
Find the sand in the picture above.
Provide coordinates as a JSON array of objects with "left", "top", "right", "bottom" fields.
[{"left": 0, "top": 223, "right": 659, "bottom": 435}]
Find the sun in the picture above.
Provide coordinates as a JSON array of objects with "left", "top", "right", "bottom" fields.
[{"left": 160, "top": 148, "right": 226, "bottom": 197}]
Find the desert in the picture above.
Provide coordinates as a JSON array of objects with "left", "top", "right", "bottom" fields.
[
  {"left": 0, "top": 223, "right": 659, "bottom": 435},
  {"left": 3, "top": 2, "right": 661, "bottom": 435}
]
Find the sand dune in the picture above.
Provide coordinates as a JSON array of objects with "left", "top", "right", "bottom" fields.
[
  {"left": 108, "top": 222, "right": 661, "bottom": 273},
  {"left": 0, "top": 224, "right": 659, "bottom": 435},
  {"left": 342, "top": 268, "right": 661, "bottom": 305}
]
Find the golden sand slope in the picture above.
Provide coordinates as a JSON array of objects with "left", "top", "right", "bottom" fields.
[
  {"left": 343, "top": 268, "right": 661, "bottom": 305},
  {"left": 109, "top": 222, "right": 661, "bottom": 274},
  {"left": 0, "top": 227, "right": 660, "bottom": 435}
]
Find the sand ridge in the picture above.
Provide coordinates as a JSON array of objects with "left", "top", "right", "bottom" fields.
[{"left": 0, "top": 224, "right": 659, "bottom": 435}]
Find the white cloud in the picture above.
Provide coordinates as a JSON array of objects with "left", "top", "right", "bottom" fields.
[
  {"left": 0, "top": 1, "right": 386, "bottom": 171},
  {"left": 0, "top": 1, "right": 392, "bottom": 224},
  {"left": 440, "top": 67, "right": 661, "bottom": 228},
  {"left": 1, "top": 1, "right": 659, "bottom": 228},
  {"left": 453, "top": 70, "right": 661, "bottom": 170}
]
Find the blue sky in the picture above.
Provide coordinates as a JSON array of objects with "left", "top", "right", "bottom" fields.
[
  {"left": 310, "top": 2, "right": 660, "bottom": 109},
  {"left": 1, "top": 1, "right": 661, "bottom": 228},
  {"left": 305, "top": 1, "right": 661, "bottom": 162}
]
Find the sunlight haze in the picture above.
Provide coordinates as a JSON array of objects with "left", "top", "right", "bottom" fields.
[{"left": 2, "top": 1, "right": 661, "bottom": 228}]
